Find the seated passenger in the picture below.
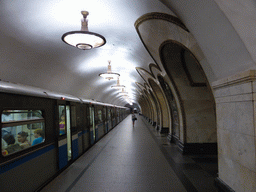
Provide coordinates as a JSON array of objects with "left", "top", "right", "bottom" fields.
[
  {"left": 3, "top": 134, "right": 22, "bottom": 154},
  {"left": 3, "top": 134, "right": 15, "bottom": 145},
  {"left": 32, "top": 129, "right": 44, "bottom": 146},
  {"left": 17, "top": 131, "right": 31, "bottom": 149}
]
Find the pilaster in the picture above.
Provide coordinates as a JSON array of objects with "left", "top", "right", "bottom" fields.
[{"left": 213, "top": 70, "right": 256, "bottom": 192}]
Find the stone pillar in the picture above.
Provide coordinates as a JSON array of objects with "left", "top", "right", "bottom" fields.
[{"left": 213, "top": 70, "right": 256, "bottom": 192}]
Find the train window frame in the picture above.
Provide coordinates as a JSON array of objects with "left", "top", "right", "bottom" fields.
[{"left": 1, "top": 109, "right": 46, "bottom": 157}]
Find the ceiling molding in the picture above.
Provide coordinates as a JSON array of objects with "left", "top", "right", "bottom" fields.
[
  {"left": 135, "top": 82, "right": 147, "bottom": 91},
  {"left": 134, "top": 12, "right": 190, "bottom": 77},
  {"left": 134, "top": 12, "right": 189, "bottom": 32},
  {"left": 136, "top": 67, "right": 155, "bottom": 84},
  {"left": 149, "top": 63, "right": 162, "bottom": 74},
  {"left": 136, "top": 64, "right": 162, "bottom": 88}
]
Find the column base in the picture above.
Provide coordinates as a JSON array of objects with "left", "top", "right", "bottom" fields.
[
  {"left": 180, "top": 142, "right": 218, "bottom": 155},
  {"left": 160, "top": 127, "right": 169, "bottom": 133},
  {"left": 169, "top": 135, "right": 217, "bottom": 155},
  {"left": 215, "top": 177, "right": 235, "bottom": 192}
]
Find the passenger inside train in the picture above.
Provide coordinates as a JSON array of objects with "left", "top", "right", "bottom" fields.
[
  {"left": 1, "top": 110, "right": 45, "bottom": 156},
  {"left": 59, "top": 108, "right": 66, "bottom": 135},
  {"left": 59, "top": 114, "right": 65, "bottom": 135},
  {"left": 17, "top": 131, "right": 31, "bottom": 149},
  {"left": 3, "top": 134, "right": 22, "bottom": 155},
  {"left": 32, "top": 129, "right": 44, "bottom": 146}
]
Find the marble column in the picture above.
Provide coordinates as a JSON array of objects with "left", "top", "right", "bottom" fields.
[{"left": 213, "top": 70, "right": 256, "bottom": 192}]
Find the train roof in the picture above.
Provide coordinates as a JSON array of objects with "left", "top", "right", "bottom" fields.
[{"left": 0, "top": 81, "right": 128, "bottom": 108}]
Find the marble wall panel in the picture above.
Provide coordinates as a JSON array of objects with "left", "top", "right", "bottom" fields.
[
  {"left": 235, "top": 101, "right": 254, "bottom": 135},
  {"left": 214, "top": 70, "right": 256, "bottom": 191},
  {"left": 229, "top": 82, "right": 252, "bottom": 95},
  {"left": 214, "top": 82, "right": 252, "bottom": 98},
  {"left": 216, "top": 100, "right": 253, "bottom": 135},
  {"left": 219, "top": 102, "right": 237, "bottom": 132},
  {"left": 219, "top": 155, "right": 256, "bottom": 192},
  {"left": 218, "top": 128, "right": 256, "bottom": 172},
  {"left": 184, "top": 100, "right": 216, "bottom": 143}
]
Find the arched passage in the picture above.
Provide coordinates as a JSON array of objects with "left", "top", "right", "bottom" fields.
[
  {"left": 147, "top": 89, "right": 160, "bottom": 129},
  {"left": 142, "top": 91, "right": 154, "bottom": 123},
  {"left": 160, "top": 40, "right": 217, "bottom": 154},
  {"left": 139, "top": 96, "right": 151, "bottom": 120},
  {"left": 148, "top": 79, "right": 170, "bottom": 133},
  {"left": 158, "top": 75, "right": 182, "bottom": 141}
]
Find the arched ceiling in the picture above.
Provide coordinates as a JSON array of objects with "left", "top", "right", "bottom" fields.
[{"left": 0, "top": 0, "right": 255, "bottom": 106}]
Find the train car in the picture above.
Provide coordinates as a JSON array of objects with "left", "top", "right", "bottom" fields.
[{"left": 0, "top": 81, "right": 129, "bottom": 192}]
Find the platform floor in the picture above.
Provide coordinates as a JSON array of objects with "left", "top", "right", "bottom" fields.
[{"left": 40, "top": 115, "right": 218, "bottom": 192}]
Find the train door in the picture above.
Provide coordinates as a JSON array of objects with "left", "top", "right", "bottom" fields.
[
  {"left": 89, "top": 105, "right": 95, "bottom": 145},
  {"left": 108, "top": 107, "right": 112, "bottom": 130},
  {"left": 58, "top": 103, "right": 72, "bottom": 170},
  {"left": 103, "top": 107, "right": 108, "bottom": 133}
]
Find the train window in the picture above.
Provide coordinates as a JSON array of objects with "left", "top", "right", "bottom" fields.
[
  {"left": 1, "top": 110, "right": 45, "bottom": 156},
  {"left": 102, "top": 108, "right": 106, "bottom": 121},
  {"left": 59, "top": 105, "right": 66, "bottom": 136},
  {"left": 97, "top": 109, "right": 102, "bottom": 123},
  {"left": 108, "top": 108, "right": 111, "bottom": 120}
]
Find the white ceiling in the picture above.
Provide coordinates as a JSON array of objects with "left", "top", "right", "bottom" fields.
[
  {"left": 0, "top": 0, "right": 255, "bottom": 106},
  {"left": 0, "top": 0, "right": 174, "bottom": 106}
]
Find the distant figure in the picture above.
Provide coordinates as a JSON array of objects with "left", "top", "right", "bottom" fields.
[
  {"left": 3, "top": 134, "right": 22, "bottom": 155},
  {"left": 132, "top": 112, "right": 137, "bottom": 127},
  {"left": 17, "top": 131, "right": 31, "bottom": 149},
  {"left": 32, "top": 129, "right": 44, "bottom": 146}
]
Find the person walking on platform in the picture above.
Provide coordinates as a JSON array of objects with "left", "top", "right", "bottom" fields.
[{"left": 132, "top": 112, "right": 137, "bottom": 127}]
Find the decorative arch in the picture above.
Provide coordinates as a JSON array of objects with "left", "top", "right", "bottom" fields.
[
  {"left": 159, "top": 40, "right": 217, "bottom": 154},
  {"left": 147, "top": 89, "right": 160, "bottom": 128},
  {"left": 136, "top": 82, "right": 156, "bottom": 124},
  {"left": 148, "top": 78, "right": 170, "bottom": 133},
  {"left": 158, "top": 75, "right": 182, "bottom": 141}
]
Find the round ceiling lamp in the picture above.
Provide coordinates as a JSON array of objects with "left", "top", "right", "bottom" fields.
[
  {"left": 99, "top": 60, "right": 120, "bottom": 80},
  {"left": 111, "top": 77, "right": 125, "bottom": 89},
  {"left": 62, "top": 11, "right": 106, "bottom": 50}
]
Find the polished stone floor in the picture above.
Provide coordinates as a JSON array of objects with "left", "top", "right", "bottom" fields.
[{"left": 40, "top": 115, "right": 218, "bottom": 192}]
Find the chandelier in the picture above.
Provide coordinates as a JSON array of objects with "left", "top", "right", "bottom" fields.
[
  {"left": 62, "top": 11, "right": 106, "bottom": 50},
  {"left": 118, "top": 88, "right": 128, "bottom": 96},
  {"left": 99, "top": 60, "right": 120, "bottom": 80},
  {"left": 111, "top": 77, "right": 125, "bottom": 89}
]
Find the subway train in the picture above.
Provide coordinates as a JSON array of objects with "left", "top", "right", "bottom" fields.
[{"left": 0, "top": 80, "right": 130, "bottom": 192}]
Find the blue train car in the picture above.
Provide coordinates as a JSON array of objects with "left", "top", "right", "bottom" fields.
[{"left": 0, "top": 81, "right": 129, "bottom": 192}]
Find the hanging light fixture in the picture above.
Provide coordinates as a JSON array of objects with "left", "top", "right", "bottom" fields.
[
  {"left": 111, "top": 77, "right": 125, "bottom": 89},
  {"left": 99, "top": 60, "right": 120, "bottom": 80},
  {"left": 118, "top": 88, "right": 128, "bottom": 96},
  {"left": 62, "top": 11, "right": 106, "bottom": 50}
]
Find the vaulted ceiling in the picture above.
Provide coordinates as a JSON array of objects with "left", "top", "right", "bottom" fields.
[{"left": 0, "top": 0, "right": 255, "bottom": 107}]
